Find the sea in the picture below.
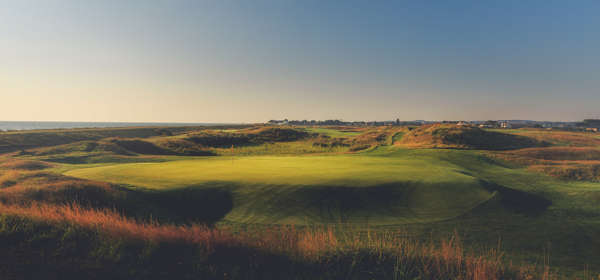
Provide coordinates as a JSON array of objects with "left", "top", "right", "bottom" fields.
[{"left": 0, "top": 121, "right": 229, "bottom": 131}]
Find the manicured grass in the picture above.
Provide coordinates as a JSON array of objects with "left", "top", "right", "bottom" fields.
[{"left": 66, "top": 152, "right": 495, "bottom": 225}]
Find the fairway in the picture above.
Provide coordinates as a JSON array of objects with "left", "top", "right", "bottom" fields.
[{"left": 66, "top": 154, "right": 496, "bottom": 225}]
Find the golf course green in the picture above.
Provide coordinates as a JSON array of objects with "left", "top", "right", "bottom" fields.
[{"left": 67, "top": 150, "right": 499, "bottom": 225}]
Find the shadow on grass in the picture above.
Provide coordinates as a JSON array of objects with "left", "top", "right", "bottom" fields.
[
  {"left": 125, "top": 185, "right": 234, "bottom": 225},
  {"left": 265, "top": 184, "right": 415, "bottom": 222},
  {"left": 0, "top": 174, "right": 234, "bottom": 226},
  {"left": 90, "top": 185, "right": 235, "bottom": 225},
  {"left": 479, "top": 180, "right": 551, "bottom": 216}
]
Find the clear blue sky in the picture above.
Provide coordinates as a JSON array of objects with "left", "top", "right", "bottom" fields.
[{"left": 1, "top": 0, "right": 598, "bottom": 122}]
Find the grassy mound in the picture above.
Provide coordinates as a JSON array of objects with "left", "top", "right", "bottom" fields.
[
  {"left": 530, "top": 163, "right": 600, "bottom": 182},
  {"left": 0, "top": 159, "right": 53, "bottom": 170},
  {"left": 107, "top": 139, "right": 176, "bottom": 155},
  {"left": 31, "top": 140, "right": 135, "bottom": 156},
  {"left": 497, "top": 147, "right": 600, "bottom": 181},
  {"left": 0, "top": 171, "right": 232, "bottom": 225},
  {"left": 399, "top": 124, "right": 542, "bottom": 150},
  {"left": 148, "top": 138, "right": 214, "bottom": 156},
  {"left": 504, "top": 147, "right": 600, "bottom": 161},
  {"left": 28, "top": 138, "right": 214, "bottom": 161},
  {"left": 0, "top": 126, "right": 217, "bottom": 154},
  {"left": 310, "top": 127, "right": 403, "bottom": 151},
  {"left": 304, "top": 127, "right": 363, "bottom": 137},
  {"left": 499, "top": 129, "right": 600, "bottom": 147},
  {"left": 185, "top": 127, "right": 310, "bottom": 148}
]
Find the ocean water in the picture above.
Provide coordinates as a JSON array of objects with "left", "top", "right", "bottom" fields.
[{"left": 0, "top": 121, "right": 225, "bottom": 131}]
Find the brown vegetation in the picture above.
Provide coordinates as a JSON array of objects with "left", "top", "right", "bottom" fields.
[
  {"left": 186, "top": 127, "right": 310, "bottom": 148},
  {"left": 0, "top": 158, "right": 53, "bottom": 170},
  {"left": 399, "top": 124, "right": 542, "bottom": 150},
  {"left": 529, "top": 163, "right": 600, "bottom": 182},
  {"left": 0, "top": 126, "right": 222, "bottom": 154},
  {"left": 503, "top": 147, "right": 600, "bottom": 161},
  {"left": 31, "top": 140, "right": 134, "bottom": 156},
  {"left": 495, "top": 147, "right": 600, "bottom": 182},
  {"left": 310, "top": 127, "right": 404, "bottom": 152},
  {"left": 0, "top": 202, "right": 551, "bottom": 280},
  {"left": 510, "top": 130, "right": 600, "bottom": 147}
]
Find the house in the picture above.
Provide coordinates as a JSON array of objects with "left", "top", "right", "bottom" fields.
[
  {"left": 500, "top": 122, "right": 512, "bottom": 129},
  {"left": 267, "top": 119, "right": 289, "bottom": 125}
]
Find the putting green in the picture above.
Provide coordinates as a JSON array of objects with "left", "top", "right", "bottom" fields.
[{"left": 66, "top": 155, "right": 496, "bottom": 225}]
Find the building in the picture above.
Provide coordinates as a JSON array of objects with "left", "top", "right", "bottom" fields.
[{"left": 500, "top": 122, "right": 512, "bottom": 129}]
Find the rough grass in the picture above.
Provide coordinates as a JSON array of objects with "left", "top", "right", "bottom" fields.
[
  {"left": 0, "top": 202, "right": 551, "bottom": 280},
  {"left": 495, "top": 129, "right": 600, "bottom": 147},
  {"left": 399, "top": 124, "right": 542, "bottom": 150},
  {"left": 0, "top": 168, "right": 236, "bottom": 225},
  {"left": 496, "top": 147, "right": 600, "bottom": 181},
  {"left": 529, "top": 163, "right": 600, "bottom": 182},
  {"left": 14, "top": 127, "right": 354, "bottom": 164},
  {"left": 185, "top": 127, "right": 310, "bottom": 148},
  {"left": 0, "top": 158, "right": 53, "bottom": 170},
  {"left": 213, "top": 141, "right": 349, "bottom": 156},
  {"left": 304, "top": 127, "right": 364, "bottom": 137},
  {"left": 503, "top": 147, "right": 600, "bottom": 161},
  {"left": 30, "top": 140, "right": 134, "bottom": 156},
  {"left": 0, "top": 125, "right": 228, "bottom": 154}
]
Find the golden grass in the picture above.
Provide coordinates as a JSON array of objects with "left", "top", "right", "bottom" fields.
[
  {"left": 0, "top": 200, "right": 556, "bottom": 279},
  {"left": 529, "top": 164, "right": 600, "bottom": 182},
  {"left": 0, "top": 158, "right": 53, "bottom": 170},
  {"left": 504, "top": 147, "right": 600, "bottom": 161},
  {"left": 0, "top": 169, "right": 20, "bottom": 187},
  {"left": 398, "top": 124, "right": 540, "bottom": 150},
  {"left": 512, "top": 130, "right": 600, "bottom": 147},
  {"left": 495, "top": 147, "right": 600, "bottom": 181}
]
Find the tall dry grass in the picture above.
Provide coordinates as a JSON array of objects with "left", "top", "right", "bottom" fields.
[
  {"left": 494, "top": 146, "right": 600, "bottom": 181},
  {"left": 515, "top": 131, "right": 600, "bottom": 147},
  {"left": 0, "top": 202, "right": 554, "bottom": 280}
]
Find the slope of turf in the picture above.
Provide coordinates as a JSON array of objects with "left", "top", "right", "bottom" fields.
[{"left": 66, "top": 153, "right": 496, "bottom": 225}]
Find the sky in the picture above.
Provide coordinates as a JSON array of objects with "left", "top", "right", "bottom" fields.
[{"left": 1, "top": 0, "right": 599, "bottom": 123}]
